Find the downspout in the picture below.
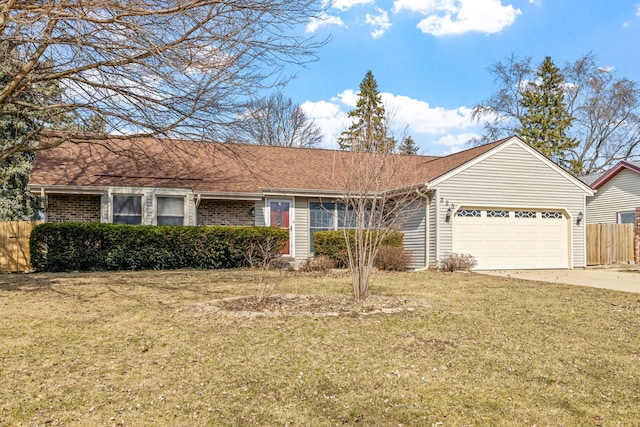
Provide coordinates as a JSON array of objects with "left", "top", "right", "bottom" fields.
[
  {"left": 40, "top": 188, "right": 48, "bottom": 222},
  {"left": 413, "top": 186, "right": 431, "bottom": 271},
  {"left": 194, "top": 193, "right": 201, "bottom": 226}
]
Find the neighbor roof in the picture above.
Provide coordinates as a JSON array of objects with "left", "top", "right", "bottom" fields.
[
  {"left": 589, "top": 161, "right": 640, "bottom": 190},
  {"left": 28, "top": 135, "right": 508, "bottom": 195}
]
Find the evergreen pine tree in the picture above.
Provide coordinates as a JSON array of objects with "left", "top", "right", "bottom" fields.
[
  {"left": 398, "top": 135, "right": 418, "bottom": 155},
  {"left": 0, "top": 42, "right": 79, "bottom": 220},
  {"left": 516, "top": 56, "right": 578, "bottom": 167},
  {"left": 338, "top": 70, "right": 395, "bottom": 152}
]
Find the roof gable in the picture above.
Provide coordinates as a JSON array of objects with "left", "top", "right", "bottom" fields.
[
  {"left": 590, "top": 161, "right": 640, "bottom": 190},
  {"left": 428, "top": 136, "right": 595, "bottom": 195}
]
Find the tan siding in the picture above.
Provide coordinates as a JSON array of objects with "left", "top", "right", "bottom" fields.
[
  {"left": 399, "top": 200, "right": 427, "bottom": 269},
  {"left": 587, "top": 169, "right": 640, "bottom": 223},
  {"left": 433, "top": 143, "right": 587, "bottom": 267},
  {"left": 428, "top": 195, "right": 437, "bottom": 265},
  {"left": 255, "top": 201, "right": 266, "bottom": 226},
  {"left": 294, "top": 198, "right": 309, "bottom": 265}
]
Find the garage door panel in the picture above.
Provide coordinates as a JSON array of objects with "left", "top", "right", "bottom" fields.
[{"left": 452, "top": 209, "right": 568, "bottom": 270}]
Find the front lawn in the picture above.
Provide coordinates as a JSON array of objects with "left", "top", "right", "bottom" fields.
[{"left": 1, "top": 269, "right": 639, "bottom": 426}]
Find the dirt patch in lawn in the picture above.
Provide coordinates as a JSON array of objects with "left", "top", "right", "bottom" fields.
[{"left": 191, "top": 294, "right": 430, "bottom": 318}]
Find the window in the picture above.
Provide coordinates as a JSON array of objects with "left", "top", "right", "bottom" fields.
[
  {"left": 541, "top": 211, "right": 563, "bottom": 219},
  {"left": 157, "top": 197, "right": 184, "bottom": 226},
  {"left": 619, "top": 210, "right": 637, "bottom": 234},
  {"left": 457, "top": 209, "right": 481, "bottom": 217},
  {"left": 515, "top": 210, "right": 536, "bottom": 219},
  {"left": 113, "top": 195, "right": 142, "bottom": 224},
  {"left": 487, "top": 210, "right": 509, "bottom": 218},
  {"left": 618, "top": 211, "right": 636, "bottom": 225},
  {"left": 310, "top": 202, "right": 336, "bottom": 251}
]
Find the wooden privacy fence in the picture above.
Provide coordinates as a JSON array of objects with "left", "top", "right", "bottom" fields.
[
  {"left": 0, "top": 221, "right": 41, "bottom": 273},
  {"left": 587, "top": 223, "right": 635, "bottom": 266}
]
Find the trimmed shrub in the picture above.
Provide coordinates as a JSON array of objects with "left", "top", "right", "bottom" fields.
[
  {"left": 374, "top": 246, "right": 411, "bottom": 271},
  {"left": 439, "top": 253, "right": 477, "bottom": 272},
  {"left": 29, "top": 223, "right": 288, "bottom": 272},
  {"left": 313, "top": 230, "right": 404, "bottom": 268}
]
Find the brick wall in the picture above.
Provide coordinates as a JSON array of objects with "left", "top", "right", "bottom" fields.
[
  {"left": 47, "top": 194, "right": 101, "bottom": 223},
  {"left": 197, "top": 199, "right": 255, "bottom": 226}
]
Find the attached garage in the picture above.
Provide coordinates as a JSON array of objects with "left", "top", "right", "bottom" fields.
[
  {"left": 451, "top": 207, "right": 569, "bottom": 269},
  {"left": 426, "top": 137, "right": 594, "bottom": 270}
]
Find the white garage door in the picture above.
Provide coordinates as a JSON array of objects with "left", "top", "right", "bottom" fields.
[{"left": 452, "top": 208, "right": 569, "bottom": 270}]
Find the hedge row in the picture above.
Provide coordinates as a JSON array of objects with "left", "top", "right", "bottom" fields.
[
  {"left": 29, "top": 223, "right": 289, "bottom": 272},
  {"left": 313, "top": 230, "right": 403, "bottom": 267}
]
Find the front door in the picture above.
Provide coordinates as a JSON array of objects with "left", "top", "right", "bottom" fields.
[{"left": 269, "top": 200, "right": 291, "bottom": 255}]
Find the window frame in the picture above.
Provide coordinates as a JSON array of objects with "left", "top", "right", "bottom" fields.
[
  {"left": 156, "top": 195, "right": 186, "bottom": 226},
  {"left": 112, "top": 194, "right": 143, "bottom": 225},
  {"left": 309, "top": 201, "right": 366, "bottom": 253}
]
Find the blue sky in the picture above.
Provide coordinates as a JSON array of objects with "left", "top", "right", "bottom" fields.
[{"left": 284, "top": 0, "right": 640, "bottom": 155}]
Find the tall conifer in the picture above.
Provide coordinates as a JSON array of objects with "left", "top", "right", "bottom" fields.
[
  {"left": 516, "top": 56, "right": 578, "bottom": 167},
  {"left": 338, "top": 71, "right": 394, "bottom": 152}
]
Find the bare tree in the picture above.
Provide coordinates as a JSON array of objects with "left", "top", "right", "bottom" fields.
[
  {"left": 563, "top": 54, "right": 640, "bottom": 174},
  {"left": 236, "top": 93, "right": 323, "bottom": 147},
  {"left": 334, "top": 149, "right": 426, "bottom": 300},
  {"left": 472, "top": 53, "right": 640, "bottom": 174},
  {"left": 0, "top": 0, "right": 324, "bottom": 162},
  {"left": 331, "top": 107, "right": 427, "bottom": 300},
  {"left": 471, "top": 54, "right": 533, "bottom": 144}
]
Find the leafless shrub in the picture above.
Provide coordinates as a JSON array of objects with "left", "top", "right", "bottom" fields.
[
  {"left": 244, "top": 235, "right": 285, "bottom": 301},
  {"left": 439, "top": 253, "right": 477, "bottom": 272},
  {"left": 374, "top": 246, "right": 410, "bottom": 271},
  {"left": 300, "top": 255, "right": 335, "bottom": 273}
]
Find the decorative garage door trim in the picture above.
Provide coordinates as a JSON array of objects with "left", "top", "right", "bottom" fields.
[{"left": 451, "top": 207, "right": 571, "bottom": 270}]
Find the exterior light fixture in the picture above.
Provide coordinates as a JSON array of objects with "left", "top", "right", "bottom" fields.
[
  {"left": 249, "top": 207, "right": 256, "bottom": 216},
  {"left": 576, "top": 211, "right": 583, "bottom": 225},
  {"left": 445, "top": 205, "right": 453, "bottom": 223}
]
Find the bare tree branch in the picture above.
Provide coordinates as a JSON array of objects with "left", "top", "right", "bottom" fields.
[{"left": 0, "top": 0, "right": 325, "bottom": 162}]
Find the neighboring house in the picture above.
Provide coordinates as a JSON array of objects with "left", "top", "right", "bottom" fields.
[
  {"left": 583, "top": 161, "right": 640, "bottom": 232},
  {"left": 28, "top": 135, "right": 594, "bottom": 270}
]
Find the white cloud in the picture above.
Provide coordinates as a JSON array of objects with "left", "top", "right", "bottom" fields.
[
  {"left": 300, "top": 100, "right": 349, "bottom": 147},
  {"left": 392, "top": 0, "right": 521, "bottom": 36},
  {"left": 365, "top": 8, "right": 392, "bottom": 38},
  {"left": 301, "top": 90, "right": 480, "bottom": 154},
  {"left": 330, "top": 0, "right": 374, "bottom": 11},
  {"left": 306, "top": 12, "right": 346, "bottom": 33},
  {"left": 636, "top": 3, "right": 640, "bottom": 16},
  {"left": 381, "top": 93, "right": 476, "bottom": 135},
  {"left": 432, "top": 133, "right": 481, "bottom": 154},
  {"left": 333, "top": 89, "right": 358, "bottom": 107}
]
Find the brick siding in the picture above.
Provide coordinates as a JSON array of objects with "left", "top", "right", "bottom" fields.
[
  {"left": 197, "top": 199, "right": 255, "bottom": 226},
  {"left": 47, "top": 194, "right": 101, "bottom": 223}
]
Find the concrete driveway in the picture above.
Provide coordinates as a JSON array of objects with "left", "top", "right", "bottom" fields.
[{"left": 482, "top": 268, "right": 640, "bottom": 293}]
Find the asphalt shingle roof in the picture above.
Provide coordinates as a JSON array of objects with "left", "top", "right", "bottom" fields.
[{"left": 29, "top": 136, "right": 508, "bottom": 194}]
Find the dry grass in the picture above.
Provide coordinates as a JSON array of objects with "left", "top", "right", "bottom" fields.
[{"left": 1, "top": 269, "right": 640, "bottom": 426}]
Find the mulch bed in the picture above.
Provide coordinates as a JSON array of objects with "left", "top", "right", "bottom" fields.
[{"left": 190, "top": 294, "right": 429, "bottom": 318}]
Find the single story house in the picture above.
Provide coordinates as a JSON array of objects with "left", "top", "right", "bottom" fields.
[{"left": 28, "top": 135, "right": 594, "bottom": 270}]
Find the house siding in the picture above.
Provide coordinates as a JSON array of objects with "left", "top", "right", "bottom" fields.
[
  {"left": 399, "top": 199, "right": 428, "bottom": 269},
  {"left": 432, "top": 143, "right": 588, "bottom": 267},
  {"left": 428, "top": 193, "right": 438, "bottom": 266},
  {"left": 293, "top": 198, "right": 309, "bottom": 265},
  {"left": 255, "top": 200, "right": 266, "bottom": 227},
  {"left": 196, "top": 199, "right": 255, "bottom": 226},
  {"left": 46, "top": 194, "right": 101, "bottom": 223},
  {"left": 587, "top": 169, "right": 640, "bottom": 223}
]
